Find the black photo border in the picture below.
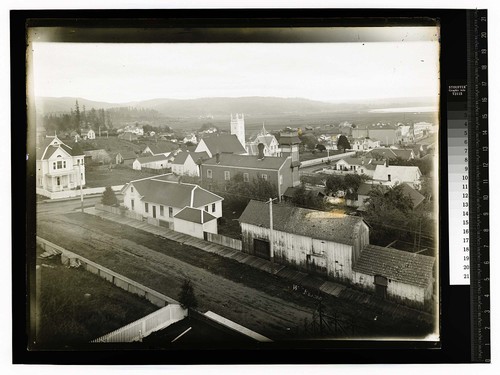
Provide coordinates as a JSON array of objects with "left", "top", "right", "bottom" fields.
[{"left": 12, "top": 8, "right": 475, "bottom": 365}]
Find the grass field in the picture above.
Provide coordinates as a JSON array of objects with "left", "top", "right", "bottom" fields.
[
  {"left": 85, "top": 165, "right": 163, "bottom": 187},
  {"left": 35, "top": 245, "right": 158, "bottom": 348}
]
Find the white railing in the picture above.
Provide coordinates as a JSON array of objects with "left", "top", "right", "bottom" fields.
[{"left": 91, "top": 304, "right": 187, "bottom": 343}]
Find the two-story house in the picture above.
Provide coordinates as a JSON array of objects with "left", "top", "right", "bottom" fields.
[
  {"left": 200, "top": 152, "right": 295, "bottom": 201},
  {"left": 36, "top": 136, "right": 86, "bottom": 192}
]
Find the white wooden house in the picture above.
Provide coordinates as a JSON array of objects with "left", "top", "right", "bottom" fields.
[
  {"left": 36, "top": 136, "right": 86, "bottom": 193},
  {"left": 132, "top": 154, "right": 170, "bottom": 170},
  {"left": 121, "top": 175, "right": 223, "bottom": 230}
]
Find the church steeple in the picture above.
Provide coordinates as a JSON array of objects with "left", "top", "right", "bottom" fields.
[{"left": 230, "top": 113, "right": 245, "bottom": 148}]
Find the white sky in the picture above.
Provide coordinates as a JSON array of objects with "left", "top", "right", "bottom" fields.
[{"left": 31, "top": 37, "right": 440, "bottom": 103}]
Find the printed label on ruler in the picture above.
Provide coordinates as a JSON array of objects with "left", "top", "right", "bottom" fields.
[{"left": 448, "top": 83, "right": 470, "bottom": 285}]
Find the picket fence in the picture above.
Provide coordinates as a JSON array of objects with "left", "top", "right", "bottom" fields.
[{"left": 91, "top": 304, "right": 187, "bottom": 343}]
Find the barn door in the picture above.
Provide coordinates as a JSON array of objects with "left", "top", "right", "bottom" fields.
[
  {"left": 374, "top": 275, "right": 388, "bottom": 299},
  {"left": 253, "top": 239, "right": 270, "bottom": 260}
]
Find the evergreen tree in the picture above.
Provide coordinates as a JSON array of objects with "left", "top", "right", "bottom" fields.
[
  {"left": 178, "top": 279, "right": 198, "bottom": 309},
  {"left": 75, "top": 100, "right": 81, "bottom": 130},
  {"left": 337, "top": 135, "right": 351, "bottom": 153},
  {"left": 101, "top": 186, "right": 118, "bottom": 206}
]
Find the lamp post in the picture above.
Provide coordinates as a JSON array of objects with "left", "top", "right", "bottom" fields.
[{"left": 266, "top": 197, "right": 278, "bottom": 274}]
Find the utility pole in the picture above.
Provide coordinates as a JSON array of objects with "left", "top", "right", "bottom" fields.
[
  {"left": 78, "top": 163, "right": 84, "bottom": 213},
  {"left": 266, "top": 197, "right": 278, "bottom": 274}
]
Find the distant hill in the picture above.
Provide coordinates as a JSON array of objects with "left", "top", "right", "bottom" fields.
[{"left": 35, "top": 96, "right": 438, "bottom": 117}]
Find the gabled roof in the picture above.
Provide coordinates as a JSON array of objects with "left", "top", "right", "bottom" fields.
[
  {"left": 117, "top": 150, "right": 137, "bottom": 160},
  {"left": 174, "top": 206, "right": 217, "bottom": 224},
  {"left": 145, "top": 142, "right": 179, "bottom": 154},
  {"left": 135, "top": 154, "right": 169, "bottom": 164},
  {"left": 357, "top": 182, "right": 424, "bottom": 208},
  {"left": 202, "top": 154, "right": 289, "bottom": 170},
  {"left": 365, "top": 148, "right": 398, "bottom": 160},
  {"left": 372, "top": 165, "right": 422, "bottom": 183},
  {"left": 126, "top": 176, "right": 222, "bottom": 208},
  {"left": 399, "top": 183, "right": 425, "bottom": 208},
  {"left": 239, "top": 200, "right": 367, "bottom": 246},
  {"left": 254, "top": 134, "right": 278, "bottom": 148},
  {"left": 199, "top": 134, "right": 247, "bottom": 155},
  {"left": 36, "top": 136, "right": 84, "bottom": 160},
  {"left": 337, "top": 157, "right": 363, "bottom": 166},
  {"left": 392, "top": 149, "right": 414, "bottom": 160},
  {"left": 357, "top": 182, "right": 389, "bottom": 196},
  {"left": 172, "top": 151, "right": 209, "bottom": 166},
  {"left": 353, "top": 244, "right": 435, "bottom": 288}
]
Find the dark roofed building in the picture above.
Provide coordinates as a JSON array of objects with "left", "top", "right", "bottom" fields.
[
  {"left": 116, "top": 150, "right": 137, "bottom": 165},
  {"left": 352, "top": 244, "right": 435, "bottom": 306},
  {"left": 143, "top": 142, "right": 180, "bottom": 156}
]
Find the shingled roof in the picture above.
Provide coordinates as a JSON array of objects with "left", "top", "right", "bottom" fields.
[
  {"left": 353, "top": 244, "right": 435, "bottom": 288},
  {"left": 199, "top": 134, "right": 247, "bottom": 155},
  {"left": 135, "top": 154, "right": 169, "bottom": 164},
  {"left": 239, "top": 200, "right": 367, "bottom": 246},
  {"left": 36, "top": 136, "right": 84, "bottom": 160},
  {"left": 174, "top": 207, "right": 217, "bottom": 224},
  {"left": 125, "top": 177, "right": 222, "bottom": 208},
  {"left": 203, "top": 153, "right": 289, "bottom": 170}
]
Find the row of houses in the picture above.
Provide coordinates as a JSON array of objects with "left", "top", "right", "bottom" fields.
[{"left": 118, "top": 176, "right": 435, "bottom": 308}]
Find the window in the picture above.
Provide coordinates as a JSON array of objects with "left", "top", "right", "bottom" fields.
[
  {"left": 261, "top": 174, "right": 268, "bottom": 181},
  {"left": 57, "top": 161, "right": 62, "bottom": 169},
  {"left": 77, "top": 159, "right": 80, "bottom": 165},
  {"left": 56, "top": 177, "right": 60, "bottom": 186},
  {"left": 52, "top": 162, "right": 56, "bottom": 169},
  {"left": 212, "top": 203, "right": 216, "bottom": 213},
  {"left": 131, "top": 186, "right": 134, "bottom": 193},
  {"left": 243, "top": 173, "right": 249, "bottom": 182},
  {"left": 145, "top": 202, "right": 149, "bottom": 213},
  {"left": 224, "top": 171, "right": 230, "bottom": 181},
  {"left": 205, "top": 206, "right": 209, "bottom": 212},
  {"left": 168, "top": 207, "right": 173, "bottom": 218},
  {"left": 388, "top": 174, "right": 391, "bottom": 181},
  {"left": 207, "top": 169, "right": 212, "bottom": 179},
  {"left": 131, "top": 199, "right": 135, "bottom": 210},
  {"left": 160, "top": 205, "right": 164, "bottom": 216},
  {"left": 63, "top": 161, "right": 66, "bottom": 168}
]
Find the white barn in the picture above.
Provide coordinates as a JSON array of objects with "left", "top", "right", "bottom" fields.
[
  {"left": 239, "top": 200, "right": 370, "bottom": 283},
  {"left": 132, "top": 154, "right": 170, "bottom": 170}
]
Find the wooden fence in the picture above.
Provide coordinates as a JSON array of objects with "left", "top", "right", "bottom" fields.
[
  {"left": 37, "top": 185, "right": 124, "bottom": 200},
  {"left": 204, "top": 232, "right": 242, "bottom": 251},
  {"left": 95, "top": 203, "right": 143, "bottom": 221},
  {"left": 91, "top": 304, "right": 187, "bottom": 343}
]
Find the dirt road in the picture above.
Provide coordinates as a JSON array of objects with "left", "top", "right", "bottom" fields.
[{"left": 36, "top": 211, "right": 434, "bottom": 341}]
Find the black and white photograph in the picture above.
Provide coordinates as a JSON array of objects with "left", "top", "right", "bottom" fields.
[{"left": 28, "top": 23, "right": 440, "bottom": 349}]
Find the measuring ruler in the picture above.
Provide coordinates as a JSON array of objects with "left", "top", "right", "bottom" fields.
[
  {"left": 445, "top": 9, "right": 491, "bottom": 362},
  {"left": 447, "top": 9, "right": 489, "bottom": 363},
  {"left": 467, "top": 9, "right": 490, "bottom": 363}
]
